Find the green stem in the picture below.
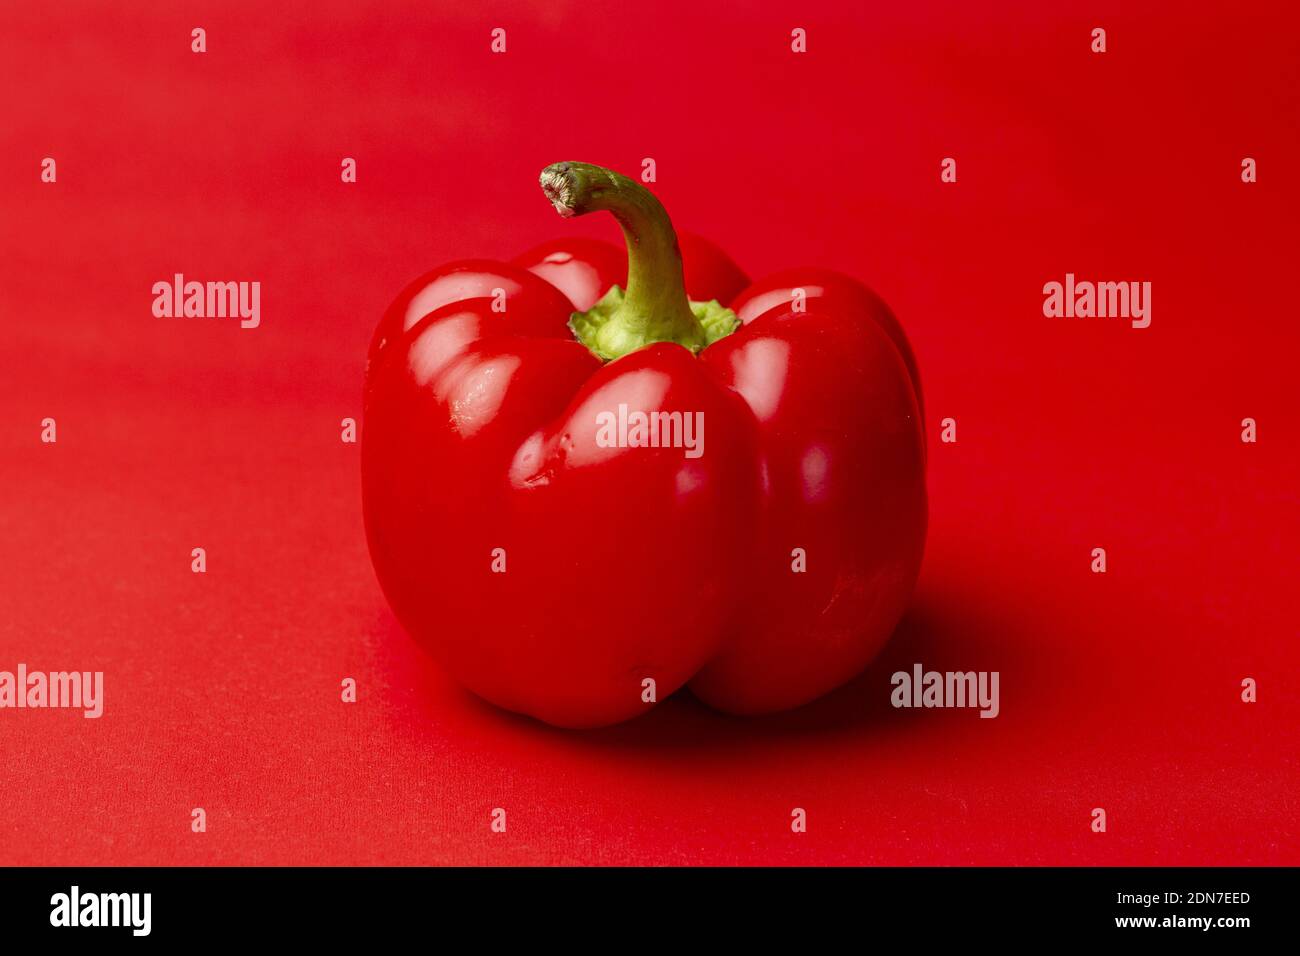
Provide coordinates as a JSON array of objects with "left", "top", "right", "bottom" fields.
[{"left": 540, "top": 162, "right": 714, "bottom": 360}]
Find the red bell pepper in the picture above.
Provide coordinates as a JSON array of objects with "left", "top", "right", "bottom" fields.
[{"left": 362, "top": 162, "right": 926, "bottom": 728}]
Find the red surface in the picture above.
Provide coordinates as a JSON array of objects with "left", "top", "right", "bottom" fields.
[{"left": 1, "top": 1, "right": 1296, "bottom": 865}]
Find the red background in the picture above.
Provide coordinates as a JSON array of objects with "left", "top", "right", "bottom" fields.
[{"left": 1, "top": 1, "right": 1296, "bottom": 865}]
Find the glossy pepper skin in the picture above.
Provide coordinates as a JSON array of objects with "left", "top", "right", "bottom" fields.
[{"left": 363, "top": 162, "right": 926, "bottom": 728}]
